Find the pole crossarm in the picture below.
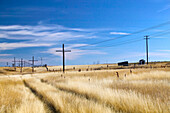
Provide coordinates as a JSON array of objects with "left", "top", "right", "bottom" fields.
[
  {"left": 29, "top": 56, "right": 38, "bottom": 73},
  {"left": 56, "top": 44, "right": 71, "bottom": 73},
  {"left": 56, "top": 50, "right": 71, "bottom": 52},
  {"left": 12, "top": 61, "right": 21, "bottom": 62},
  {"left": 13, "top": 60, "right": 22, "bottom": 67},
  {"left": 12, "top": 58, "right": 24, "bottom": 72},
  {"left": 29, "top": 60, "right": 38, "bottom": 61}
]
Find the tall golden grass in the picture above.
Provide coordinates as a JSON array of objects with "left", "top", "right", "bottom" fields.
[
  {"left": 24, "top": 78, "right": 114, "bottom": 113},
  {"left": 41, "top": 70, "right": 170, "bottom": 113},
  {"left": 0, "top": 69, "right": 169, "bottom": 113},
  {"left": 0, "top": 78, "right": 46, "bottom": 113}
]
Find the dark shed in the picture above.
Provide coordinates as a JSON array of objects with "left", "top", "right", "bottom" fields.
[
  {"left": 139, "top": 59, "right": 145, "bottom": 65},
  {"left": 118, "top": 61, "right": 128, "bottom": 66}
]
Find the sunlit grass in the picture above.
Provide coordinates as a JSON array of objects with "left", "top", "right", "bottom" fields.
[
  {"left": 0, "top": 78, "right": 46, "bottom": 113},
  {"left": 0, "top": 68, "right": 169, "bottom": 113},
  {"left": 42, "top": 70, "right": 170, "bottom": 113}
]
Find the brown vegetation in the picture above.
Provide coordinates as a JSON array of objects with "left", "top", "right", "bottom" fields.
[{"left": 0, "top": 64, "right": 169, "bottom": 113}]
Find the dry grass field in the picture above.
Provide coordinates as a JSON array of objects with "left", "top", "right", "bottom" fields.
[{"left": 0, "top": 63, "right": 170, "bottom": 113}]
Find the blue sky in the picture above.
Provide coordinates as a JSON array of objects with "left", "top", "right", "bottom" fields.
[{"left": 0, "top": 0, "right": 170, "bottom": 66}]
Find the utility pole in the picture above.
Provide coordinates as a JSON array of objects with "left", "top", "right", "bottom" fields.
[
  {"left": 144, "top": 35, "right": 150, "bottom": 65},
  {"left": 20, "top": 58, "right": 23, "bottom": 73},
  {"left": 13, "top": 58, "right": 23, "bottom": 72},
  {"left": 41, "top": 57, "right": 43, "bottom": 66},
  {"left": 24, "top": 61, "right": 25, "bottom": 67},
  {"left": 29, "top": 56, "right": 38, "bottom": 73},
  {"left": 18, "top": 61, "right": 20, "bottom": 67},
  {"left": 12, "top": 57, "right": 16, "bottom": 71},
  {"left": 56, "top": 44, "right": 71, "bottom": 73}
]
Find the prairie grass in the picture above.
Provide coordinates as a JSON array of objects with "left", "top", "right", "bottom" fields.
[
  {"left": 0, "top": 78, "right": 23, "bottom": 112},
  {"left": 42, "top": 70, "right": 170, "bottom": 113},
  {"left": 24, "top": 78, "right": 114, "bottom": 113},
  {"left": 0, "top": 69, "right": 169, "bottom": 113},
  {"left": 0, "top": 78, "right": 46, "bottom": 113},
  {"left": 126, "top": 71, "right": 170, "bottom": 81}
]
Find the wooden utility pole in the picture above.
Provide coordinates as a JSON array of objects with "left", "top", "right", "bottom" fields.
[
  {"left": 56, "top": 44, "right": 71, "bottom": 73},
  {"left": 18, "top": 61, "right": 20, "bottom": 67},
  {"left": 12, "top": 57, "right": 16, "bottom": 71},
  {"left": 144, "top": 35, "right": 150, "bottom": 65},
  {"left": 41, "top": 57, "right": 42, "bottom": 66},
  {"left": 12, "top": 58, "right": 23, "bottom": 72},
  {"left": 20, "top": 58, "right": 23, "bottom": 73},
  {"left": 24, "top": 61, "right": 25, "bottom": 67},
  {"left": 29, "top": 56, "right": 38, "bottom": 73}
]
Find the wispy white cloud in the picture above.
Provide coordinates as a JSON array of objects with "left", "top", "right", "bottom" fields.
[
  {"left": 0, "top": 24, "right": 119, "bottom": 56},
  {"left": 66, "top": 44, "right": 89, "bottom": 48},
  {"left": 110, "top": 32, "right": 130, "bottom": 35},
  {"left": 0, "top": 24, "right": 114, "bottom": 57},
  {"left": 0, "top": 24, "right": 98, "bottom": 42},
  {"left": 149, "top": 52, "right": 170, "bottom": 57},
  {"left": 0, "top": 42, "right": 53, "bottom": 50},
  {"left": 0, "top": 34, "right": 8, "bottom": 38},
  {"left": 157, "top": 50, "right": 170, "bottom": 52},
  {"left": 158, "top": 5, "right": 170, "bottom": 13},
  {"left": 151, "top": 36, "right": 168, "bottom": 39},
  {"left": 0, "top": 24, "right": 85, "bottom": 31},
  {"left": 6, "top": 30, "right": 51, "bottom": 37},
  {"left": 7, "top": 30, "right": 40, "bottom": 36},
  {"left": 43, "top": 44, "right": 107, "bottom": 60},
  {"left": 0, "top": 58, "right": 13, "bottom": 63},
  {"left": 0, "top": 25, "right": 31, "bottom": 30},
  {"left": 0, "top": 54, "right": 12, "bottom": 56}
]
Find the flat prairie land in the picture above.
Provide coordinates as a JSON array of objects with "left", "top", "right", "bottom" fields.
[{"left": 0, "top": 63, "right": 170, "bottom": 113}]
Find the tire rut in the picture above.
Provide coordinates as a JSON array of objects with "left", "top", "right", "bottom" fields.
[
  {"left": 23, "top": 80, "right": 60, "bottom": 113},
  {"left": 40, "top": 79, "right": 118, "bottom": 112}
]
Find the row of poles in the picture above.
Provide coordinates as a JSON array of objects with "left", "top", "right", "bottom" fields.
[
  {"left": 12, "top": 56, "right": 39, "bottom": 73},
  {"left": 8, "top": 36, "right": 149, "bottom": 74},
  {"left": 55, "top": 35, "right": 150, "bottom": 73},
  {"left": 11, "top": 44, "right": 70, "bottom": 73}
]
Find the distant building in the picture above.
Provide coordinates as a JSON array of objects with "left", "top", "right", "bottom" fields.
[
  {"left": 139, "top": 59, "right": 145, "bottom": 65},
  {"left": 118, "top": 61, "right": 128, "bottom": 66}
]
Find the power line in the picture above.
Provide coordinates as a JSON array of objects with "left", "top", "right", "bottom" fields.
[
  {"left": 73, "top": 20, "right": 170, "bottom": 49},
  {"left": 80, "top": 38, "right": 143, "bottom": 50},
  {"left": 150, "top": 31, "right": 170, "bottom": 38},
  {"left": 104, "top": 29, "right": 170, "bottom": 49},
  {"left": 149, "top": 28, "right": 170, "bottom": 36},
  {"left": 79, "top": 31, "right": 170, "bottom": 50}
]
